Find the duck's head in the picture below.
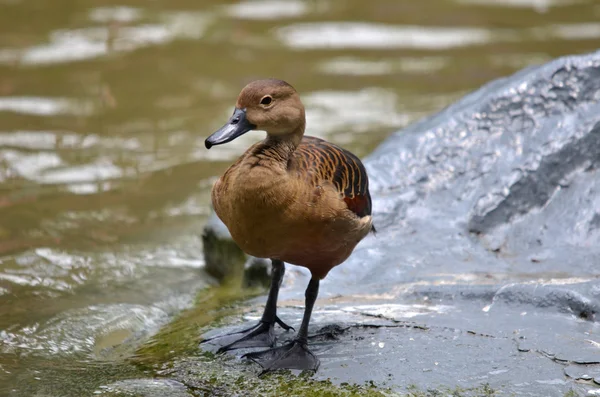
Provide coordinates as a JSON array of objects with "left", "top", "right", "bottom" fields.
[{"left": 205, "top": 79, "right": 305, "bottom": 149}]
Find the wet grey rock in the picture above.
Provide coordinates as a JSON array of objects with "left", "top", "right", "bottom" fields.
[
  {"left": 564, "top": 364, "right": 599, "bottom": 381},
  {"left": 192, "top": 50, "right": 600, "bottom": 396}
]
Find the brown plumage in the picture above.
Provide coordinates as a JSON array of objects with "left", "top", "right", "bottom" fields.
[
  {"left": 203, "top": 78, "right": 374, "bottom": 373},
  {"left": 292, "top": 136, "right": 374, "bottom": 222}
]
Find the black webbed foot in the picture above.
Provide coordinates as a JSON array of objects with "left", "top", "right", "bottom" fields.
[
  {"left": 243, "top": 339, "right": 320, "bottom": 374},
  {"left": 200, "top": 315, "right": 294, "bottom": 353}
]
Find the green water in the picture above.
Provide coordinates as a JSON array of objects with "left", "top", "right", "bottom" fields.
[{"left": 1, "top": 0, "right": 599, "bottom": 395}]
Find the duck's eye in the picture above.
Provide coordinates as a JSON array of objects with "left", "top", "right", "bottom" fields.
[{"left": 260, "top": 96, "right": 272, "bottom": 105}]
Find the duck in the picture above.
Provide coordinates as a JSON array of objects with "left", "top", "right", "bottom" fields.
[{"left": 202, "top": 78, "right": 375, "bottom": 373}]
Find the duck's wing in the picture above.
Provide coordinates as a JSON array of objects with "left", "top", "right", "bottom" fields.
[{"left": 291, "top": 136, "right": 373, "bottom": 222}]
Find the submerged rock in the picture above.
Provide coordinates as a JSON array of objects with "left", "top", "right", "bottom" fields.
[
  {"left": 202, "top": 211, "right": 246, "bottom": 282},
  {"left": 202, "top": 211, "right": 271, "bottom": 287},
  {"left": 182, "top": 50, "right": 600, "bottom": 396}
]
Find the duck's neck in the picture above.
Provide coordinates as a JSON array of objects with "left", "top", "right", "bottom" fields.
[{"left": 262, "top": 123, "right": 304, "bottom": 165}]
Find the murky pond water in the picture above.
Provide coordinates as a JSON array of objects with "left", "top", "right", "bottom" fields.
[{"left": 1, "top": 0, "right": 599, "bottom": 395}]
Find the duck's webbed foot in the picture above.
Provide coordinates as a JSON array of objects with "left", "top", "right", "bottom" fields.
[
  {"left": 243, "top": 339, "right": 320, "bottom": 374},
  {"left": 201, "top": 315, "right": 293, "bottom": 353}
]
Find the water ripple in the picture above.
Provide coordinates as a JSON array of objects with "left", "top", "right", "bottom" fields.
[
  {"left": 0, "top": 13, "right": 211, "bottom": 66},
  {"left": 277, "top": 23, "right": 494, "bottom": 50},
  {"left": 304, "top": 88, "right": 409, "bottom": 137},
  {"left": 224, "top": 0, "right": 308, "bottom": 20},
  {"left": 0, "top": 97, "right": 93, "bottom": 116},
  {"left": 456, "top": 0, "right": 584, "bottom": 13}
]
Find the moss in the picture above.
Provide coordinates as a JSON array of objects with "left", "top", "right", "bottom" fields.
[
  {"left": 163, "top": 353, "right": 504, "bottom": 397},
  {"left": 404, "top": 384, "right": 498, "bottom": 397},
  {"left": 132, "top": 279, "right": 262, "bottom": 366},
  {"left": 166, "top": 353, "right": 395, "bottom": 397},
  {"left": 564, "top": 390, "right": 580, "bottom": 397}
]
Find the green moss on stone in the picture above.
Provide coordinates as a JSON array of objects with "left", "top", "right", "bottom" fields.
[
  {"left": 133, "top": 280, "right": 261, "bottom": 366},
  {"left": 404, "top": 384, "right": 497, "bottom": 397},
  {"left": 165, "top": 352, "right": 395, "bottom": 397}
]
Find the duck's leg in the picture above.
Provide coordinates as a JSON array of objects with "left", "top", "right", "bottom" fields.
[
  {"left": 243, "top": 277, "right": 320, "bottom": 373},
  {"left": 200, "top": 259, "right": 294, "bottom": 353}
]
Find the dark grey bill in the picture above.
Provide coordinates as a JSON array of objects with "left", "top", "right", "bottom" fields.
[{"left": 205, "top": 108, "right": 256, "bottom": 149}]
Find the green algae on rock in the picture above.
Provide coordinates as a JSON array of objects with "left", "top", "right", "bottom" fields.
[
  {"left": 162, "top": 353, "right": 394, "bottom": 397},
  {"left": 133, "top": 282, "right": 262, "bottom": 367}
]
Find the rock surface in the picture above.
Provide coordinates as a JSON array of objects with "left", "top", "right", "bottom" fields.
[{"left": 192, "top": 50, "right": 600, "bottom": 396}]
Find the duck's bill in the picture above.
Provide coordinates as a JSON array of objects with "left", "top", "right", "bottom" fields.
[{"left": 205, "top": 108, "right": 256, "bottom": 149}]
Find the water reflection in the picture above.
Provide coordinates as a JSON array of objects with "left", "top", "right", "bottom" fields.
[
  {"left": 304, "top": 89, "right": 409, "bottom": 138},
  {"left": 456, "top": 0, "right": 583, "bottom": 13},
  {"left": 224, "top": 0, "right": 309, "bottom": 20},
  {"left": 277, "top": 23, "right": 494, "bottom": 50},
  {"left": 0, "top": 97, "right": 92, "bottom": 116},
  {"left": 89, "top": 6, "right": 142, "bottom": 23},
  {"left": 1, "top": 0, "right": 599, "bottom": 395},
  {"left": 552, "top": 22, "right": 600, "bottom": 40},
  {"left": 0, "top": 10, "right": 210, "bottom": 66},
  {"left": 319, "top": 56, "right": 448, "bottom": 76}
]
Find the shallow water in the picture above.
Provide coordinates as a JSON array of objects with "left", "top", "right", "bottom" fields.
[{"left": 1, "top": 0, "right": 599, "bottom": 395}]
